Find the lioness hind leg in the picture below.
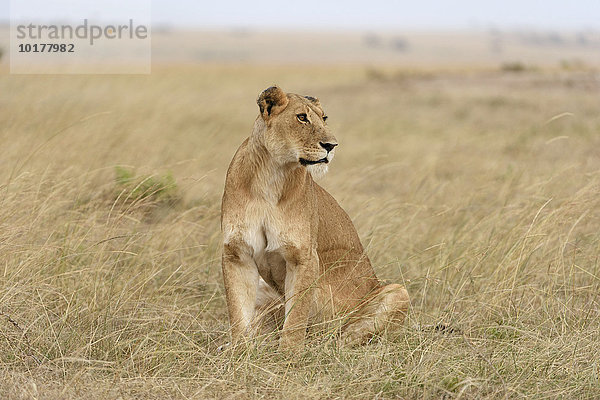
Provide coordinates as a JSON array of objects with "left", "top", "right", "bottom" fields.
[
  {"left": 341, "top": 284, "right": 410, "bottom": 346},
  {"left": 252, "top": 278, "right": 285, "bottom": 337}
]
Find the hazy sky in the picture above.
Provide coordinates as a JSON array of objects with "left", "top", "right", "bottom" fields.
[{"left": 3, "top": 0, "right": 600, "bottom": 30}]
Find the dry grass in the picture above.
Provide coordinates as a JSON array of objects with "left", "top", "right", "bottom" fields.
[{"left": 1, "top": 65, "right": 600, "bottom": 399}]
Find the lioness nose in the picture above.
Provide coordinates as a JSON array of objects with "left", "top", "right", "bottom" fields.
[{"left": 319, "top": 142, "right": 338, "bottom": 152}]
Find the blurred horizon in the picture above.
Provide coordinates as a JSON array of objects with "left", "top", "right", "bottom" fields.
[
  {"left": 2, "top": 1, "right": 600, "bottom": 69},
  {"left": 1, "top": 0, "right": 599, "bottom": 31}
]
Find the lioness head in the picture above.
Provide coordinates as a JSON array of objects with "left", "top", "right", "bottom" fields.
[{"left": 256, "top": 86, "right": 338, "bottom": 177}]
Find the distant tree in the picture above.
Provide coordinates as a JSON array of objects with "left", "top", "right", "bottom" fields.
[
  {"left": 501, "top": 62, "right": 527, "bottom": 73},
  {"left": 363, "top": 33, "right": 382, "bottom": 48},
  {"left": 547, "top": 32, "right": 564, "bottom": 45},
  {"left": 576, "top": 33, "right": 589, "bottom": 46},
  {"left": 391, "top": 37, "right": 409, "bottom": 52}
]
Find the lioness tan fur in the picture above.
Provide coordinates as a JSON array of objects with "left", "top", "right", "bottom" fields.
[{"left": 221, "top": 86, "right": 409, "bottom": 350}]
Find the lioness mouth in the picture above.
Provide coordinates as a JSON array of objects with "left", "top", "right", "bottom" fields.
[{"left": 300, "top": 157, "right": 329, "bottom": 166}]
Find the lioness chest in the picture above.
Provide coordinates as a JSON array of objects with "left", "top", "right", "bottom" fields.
[{"left": 226, "top": 199, "right": 294, "bottom": 294}]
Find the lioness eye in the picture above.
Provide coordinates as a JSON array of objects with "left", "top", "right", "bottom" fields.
[
  {"left": 323, "top": 115, "right": 328, "bottom": 121},
  {"left": 297, "top": 113, "right": 308, "bottom": 122}
]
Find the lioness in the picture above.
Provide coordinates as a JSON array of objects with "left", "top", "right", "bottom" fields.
[{"left": 221, "top": 86, "right": 409, "bottom": 350}]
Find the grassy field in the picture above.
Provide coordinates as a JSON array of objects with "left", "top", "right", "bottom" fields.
[{"left": 1, "top": 64, "right": 600, "bottom": 399}]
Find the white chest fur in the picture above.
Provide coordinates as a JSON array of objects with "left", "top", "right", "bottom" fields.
[
  {"left": 223, "top": 199, "right": 288, "bottom": 288},
  {"left": 243, "top": 200, "right": 283, "bottom": 254}
]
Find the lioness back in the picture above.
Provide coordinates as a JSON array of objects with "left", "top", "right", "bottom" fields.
[{"left": 313, "top": 181, "right": 381, "bottom": 311}]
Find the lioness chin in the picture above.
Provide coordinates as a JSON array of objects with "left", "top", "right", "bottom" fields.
[{"left": 221, "top": 86, "right": 409, "bottom": 351}]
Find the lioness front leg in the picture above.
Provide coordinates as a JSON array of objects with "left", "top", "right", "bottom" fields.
[
  {"left": 279, "top": 247, "right": 318, "bottom": 351},
  {"left": 222, "top": 242, "right": 259, "bottom": 343}
]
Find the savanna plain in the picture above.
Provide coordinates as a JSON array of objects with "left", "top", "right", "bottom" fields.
[{"left": 1, "top": 61, "right": 600, "bottom": 399}]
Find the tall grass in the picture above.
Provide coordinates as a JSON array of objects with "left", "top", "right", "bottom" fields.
[{"left": 1, "top": 66, "right": 599, "bottom": 398}]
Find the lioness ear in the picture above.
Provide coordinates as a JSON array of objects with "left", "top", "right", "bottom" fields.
[{"left": 257, "top": 86, "right": 289, "bottom": 120}]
